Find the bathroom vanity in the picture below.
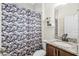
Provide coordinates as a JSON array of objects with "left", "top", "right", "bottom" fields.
[
  {"left": 46, "top": 43, "right": 76, "bottom": 56},
  {"left": 43, "top": 39, "right": 78, "bottom": 56}
]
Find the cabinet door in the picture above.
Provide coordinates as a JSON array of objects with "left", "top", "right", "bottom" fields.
[
  {"left": 55, "top": 48, "right": 59, "bottom": 56},
  {"left": 59, "top": 50, "right": 75, "bottom": 56},
  {"left": 46, "top": 44, "right": 55, "bottom": 56}
]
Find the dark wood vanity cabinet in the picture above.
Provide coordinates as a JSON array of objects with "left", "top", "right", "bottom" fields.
[
  {"left": 46, "top": 44, "right": 56, "bottom": 56},
  {"left": 46, "top": 44, "right": 76, "bottom": 56}
]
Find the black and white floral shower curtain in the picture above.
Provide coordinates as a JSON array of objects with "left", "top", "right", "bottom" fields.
[{"left": 2, "top": 3, "right": 42, "bottom": 56}]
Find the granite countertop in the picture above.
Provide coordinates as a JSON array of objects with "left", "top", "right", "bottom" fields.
[{"left": 43, "top": 39, "right": 79, "bottom": 56}]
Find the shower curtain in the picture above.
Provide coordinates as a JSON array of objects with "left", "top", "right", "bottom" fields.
[{"left": 2, "top": 3, "right": 42, "bottom": 56}]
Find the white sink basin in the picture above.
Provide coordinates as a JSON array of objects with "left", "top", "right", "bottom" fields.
[{"left": 53, "top": 42, "right": 72, "bottom": 48}]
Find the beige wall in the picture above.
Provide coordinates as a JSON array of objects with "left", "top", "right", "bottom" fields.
[
  {"left": 56, "top": 3, "right": 79, "bottom": 37},
  {"left": 42, "top": 3, "right": 55, "bottom": 41}
]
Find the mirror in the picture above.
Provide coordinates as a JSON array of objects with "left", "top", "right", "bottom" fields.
[{"left": 55, "top": 3, "right": 79, "bottom": 43}]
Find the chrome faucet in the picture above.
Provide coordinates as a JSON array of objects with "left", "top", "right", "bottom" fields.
[{"left": 62, "top": 34, "right": 68, "bottom": 42}]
